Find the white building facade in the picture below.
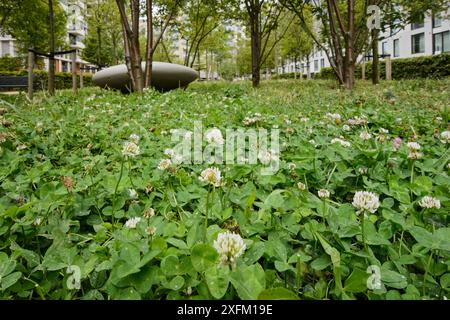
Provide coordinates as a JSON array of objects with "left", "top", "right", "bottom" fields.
[
  {"left": 0, "top": 0, "right": 95, "bottom": 73},
  {"left": 278, "top": 9, "right": 450, "bottom": 77}
]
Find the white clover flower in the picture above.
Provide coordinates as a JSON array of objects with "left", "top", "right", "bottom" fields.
[
  {"left": 418, "top": 196, "right": 441, "bottom": 209},
  {"left": 407, "top": 142, "right": 421, "bottom": 151},
  {"left": 352, "top": 191, "right": 380, "bottom": 214},
  {"left": 143, "top": 208, "right": 155, "bottom": 219},
  {"left": 342, "top": 124, "right": 351, "bottom": 131},
  {"left": 348, "top": 117, "right": 367, "bottom": 126},
  {"left": 213, "top": 231, "right": 246, "bottom": 266},
  {"left": 297, "top": 182, "right": 306, "bottom": 191},
  {"left": 199, "top": 167, "right": 222, "bottom": 187},
  {"left": 360, "top": 131, "right": 372, "bottom": 140},
  {"left": 16, "top": 144, "right": 27, "bottom": 151},
  {"left": 128, "top": 188, "right": 138, "bottom": 199},
  {"left": 258, "top": 149, "right": 278, "bottom": 165},
  {"left": 122, "top": 141, "right": 140, "bottom": 157},
  {"left": 129, "top": 134, "right": 140, "bottom": 144},
  {"left": 408, "top": 150, "right": 423, "bottom": 160},
  {"left": 300, "top": 117, "right": 309, "bottom": 123},
  {"left": 243, "top": 113, "right": 262, "bottom": 126},
  {"left": 326, "top": 113, "right": 341, "bottom": 124},
  {"left": 125, "top": 217, "right": 141, "bottom": 229},
  {"left": 331, "top": 138, "right": 351, "bottom": 148},
  {"left": 379, "top": 128, "right": 389, "bottom": 134},
  {"left": 145, "top": 226, "right": 156, "bottom": 235},
  {"left": 158, "top": 159, "right": 172, "bottom": 170},
  {"left": 164, "top": 148, "right": 175, "bottom": 157},
  {"left": 205, "top": 128, "right": 224, "bottom": 146},
  {"left": 318, "top": 189, "right": 330, "bottom": 199},
  {"left": 33, "top": 217, "right": 42, "bottom": 227},
  {"left": 36, "top": 122, "right": 44, "bottom": 132},
  {"left": 440, "top": 131, "right": 450, "bottom": 144},
  {"left": 288, "top": 163, "right": 297, "bottom": 171}
]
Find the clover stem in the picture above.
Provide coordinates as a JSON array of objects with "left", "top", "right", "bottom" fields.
[
  {"left": 422, "top": 251, "right": 434, "bottom": 297},
  {"left": 204, "top": 185, "right": 212, "bottom": 240},
  {"left": 128, "top": 158, "right": 136, "bottom": 189},
  {"left": 322, "top": 200, "right": 326, "bottom": 224},
  {"left": 112, "top": 157, "right": 125, "bottom": 225},
  {"left": 361, "top": 212, "right": 368, "bottom": 253}
]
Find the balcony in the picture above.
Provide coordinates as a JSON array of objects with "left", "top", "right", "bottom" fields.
[
  {"left": 70, "top": 41, "right": 85, "bottom": 50},
  {"left": 68, "top": 26, "right": 84, "bottom": 36}
]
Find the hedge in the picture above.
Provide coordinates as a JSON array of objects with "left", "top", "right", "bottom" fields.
[
  {"left": 0, "top": 56, "right": 46, "bottom": 71},
  {"left": 0, "top": 57, "right": 24, "bottom": 71},
  {"left": 0, "top": 69, "right": 94, "bottom": 90},
  {"left": 317, "top": 53, "right": 450, "bottom": 80},
  {"left": 271, "top": 73, "right": 309, "bottom": 80}
]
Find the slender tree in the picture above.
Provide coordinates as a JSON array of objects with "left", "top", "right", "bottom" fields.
[
  {"left": 48, "top": 0, "right": 56, "bottom": 95},
  {"left": 115, "top": 0, "right": 182, "bottom": 92},
  {"left": 281, "top": 0, "right": 371, "bottom": 90},
  {"left": 240, "top": 0, "right": 293, "bottom": 87}
]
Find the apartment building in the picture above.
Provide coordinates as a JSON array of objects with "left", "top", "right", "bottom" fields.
[
  {"left": 278, "top": 9, "right": 450, "bottom": 77},
  {"left": 0, "top": 0, "right": 95, "bottom": 73}
]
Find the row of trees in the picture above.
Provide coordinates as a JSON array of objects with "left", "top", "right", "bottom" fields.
[
  {"left": 1, "top": 0, "right": 449, "bottom": 91},
  {"left": 110, "top": 0, "right": 450, "bottom": 91}
]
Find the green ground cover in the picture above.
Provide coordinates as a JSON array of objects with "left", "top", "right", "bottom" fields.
[{"left": 0, "top": 79, "right": 449, "bottom": 300}]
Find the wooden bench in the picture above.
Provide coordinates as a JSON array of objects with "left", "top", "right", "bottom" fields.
[{"left": 0, "top": 76, "right": 34, "bottom": 91}]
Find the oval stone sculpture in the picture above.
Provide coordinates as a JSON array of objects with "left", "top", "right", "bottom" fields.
[{"left": 92, "top": 61, "right": 198, "bottom": 92}]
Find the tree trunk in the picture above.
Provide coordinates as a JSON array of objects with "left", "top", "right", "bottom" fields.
[
  {"left": 48, "top": 0, "right": 55, "bottom": 95},
  {"left": 294, "top": 57, "right": 297, "bottom": 80},
  {"left": 250, "top": 8, "right": 261, "bottom": 88},
  {"left": 344, "top": 0, "right": 355, "bottom": 90},
  {"left": 97, "top": 26, "right": 102, "bottom": 66},
  {"left": 130, "top": 0, "right": 143, "bottom": 92},
  {"left": 371, "top": 28, "right": 380, "bottom": 85},
  {"left": 122, "top": 23, "right": 134, "bottom": 90},
  {"left": 144, "top": 0, "right": 153, "bottom": 88}
]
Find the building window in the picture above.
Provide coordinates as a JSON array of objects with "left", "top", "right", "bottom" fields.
[
  {"left": 314, "top": 60, "right": 318, "bottom": 72},
  {"left": 382, "top": 41, "right": 389, "bottom": 55},
  {"left": 1, "top": 41, "right": 10, "bottom": 56},
  {"left": 433, "top": 13, "right": 442, "bottom": 28},
  {"left": 411, "top": 33, "right": 425, "bottom": 54},
  {"left": 393, "top": 39, "right": 400, "bottom": 57},
  {"left": 434, "top": 31, "right": 450, "bottom": 54},
  {"left": 320, "top": 58, "right": 324, "bottom": 68},
  {"left": 411, "top": 17, "right": 424, "bottom": 30}
]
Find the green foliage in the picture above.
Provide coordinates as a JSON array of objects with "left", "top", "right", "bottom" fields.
[
  {"left": 318, "top": 54, "right": 450, "bottom": 80},
  {"left": 0, "top": 57, "right": 23, "bottom": 72},
  {"left": 81, "top": 0, "right": 124, "bottom": 66},
  {"left": 0, "top": 0, "right": 67, "bottom": 52},
  {"left": 0, "top": 78, "right": 449, "bottom": 300}
]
